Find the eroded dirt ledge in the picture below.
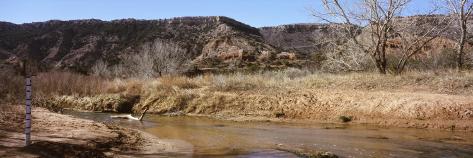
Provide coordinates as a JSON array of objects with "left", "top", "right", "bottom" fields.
[
  {"left": 39, "top": 87, "right": 473, "bottom": 131},
  {"left": 0, "top": 107, "right": 192, "bottom": 158}
]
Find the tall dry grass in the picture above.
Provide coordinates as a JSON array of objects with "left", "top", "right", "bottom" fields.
[
  {"left": 0, "top": 105, "right": 24, "bottom": 132},
  {"left": 3, "top": 68, "right": 472, "bottom": 104},
  {"left": 102, "top": 68, "right": 473, "bottom": 96},
  {"left": 168, "top": 69, "right": 473, "bottom": 95},
  {"left": 34, "top": 71, "right": 109, "bottom": 97},
  {"left": 0, "top": 69, "right": 23, "bottom": 103},
  {"left": 2, "top": 67, "right": 473, "bottom": 115},
  {"left": 0, "top": 71, "right": 111, "bottom": 104}
]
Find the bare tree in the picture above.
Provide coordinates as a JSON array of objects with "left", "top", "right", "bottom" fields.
[
  {"left": 312, "top": 0, "right": 412, "bottom": 74},
  {"left": 124, "top": 39, "right": 190, "bottom": 78},
  {"left": 318, "top": 32, "right": 374, "bottom": 72},
  {"left": 392, "top": 15, "right": 451, "bottom": 74},
  {"left": 444, "top": 0, "right": 473, "bottom": 71},
  {"left": 142, "top": 40, "right": 189, "bottom": 75},
  {"left": 92, "top": 39, "right": 190, "bottom": 78},
  {"left": 306, "top": 23, "right": 374, "bottom": 72}
]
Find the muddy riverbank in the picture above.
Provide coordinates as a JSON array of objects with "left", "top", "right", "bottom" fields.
[
  {"left": 40, "top": 87, "right": 473, "bottom": 131},
  {"left": 35, "top": 72, "right": 473, "bottom": 131},
  {"left": 0, "top": 106, "right": 191, "bottom": 158}
]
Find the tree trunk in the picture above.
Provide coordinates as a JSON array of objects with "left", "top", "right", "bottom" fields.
[
  {"left": 457, "top": 28, "right": 466, "bottom": 71},
  {"left": 375, "top": 58, "right": 387, "bottom": 74},
  {"left": 457, "top": 11, "right": 468, "bottom": 72},
  {"left": 377, "top": 36, "right": 388, "bottom": 75},
  {"left": 381, "top": 53, "right": 387, "bottom": 74},
  {"left": 395, "top": 58, "right": 408, "bottom": 75}
]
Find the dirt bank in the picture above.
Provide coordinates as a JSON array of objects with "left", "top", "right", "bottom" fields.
[
  {"left": 41, "top": 88, "right": 473, "bottom": 131},
  {"left": 37, "top": 71, "right": 473, "bottom": 131},
  {"left": 0, "top": 106, "right": 192, "bottom": 158}
]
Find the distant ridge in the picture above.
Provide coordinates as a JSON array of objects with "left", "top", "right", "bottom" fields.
[{"left": 1, "top": 15, "right": 470, "bottom": 75}]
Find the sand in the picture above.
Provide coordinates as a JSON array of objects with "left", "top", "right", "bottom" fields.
[{"left": 0, "top": 107, "right": 192, "bottom": 158}]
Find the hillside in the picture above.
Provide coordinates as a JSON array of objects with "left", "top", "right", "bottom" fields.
[
  {"left": 0, "top": 16, "right": 289, "bottom": 75},
  {"left": 1, "top": 15, "right": 472, "bottom": 76}
]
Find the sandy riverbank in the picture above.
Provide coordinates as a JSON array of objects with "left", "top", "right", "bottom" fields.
[
  {"left": 23, "top": 71, "right": 473, "bottom": 131},
  {"left": 0, "top": 106, "right": 192, "bottom": 158},
  {"left": 42, "top": 86, "right": 473, "bottom": 131}
]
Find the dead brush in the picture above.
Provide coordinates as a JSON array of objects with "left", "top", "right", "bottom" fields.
[
  {"left": 209, "top": 73, "right": 261, "bottom": 91},
  {"left": 0, "top": 105, "right": 25, "bottom": 131},
  {"left": 35, "top": 71, "right": 109, "bottom": 97},
  {"left": 104, "top": 79, "right": 144, "bottom": 95},
  {"left": 159, "top": 75, "right": 200, "bottom": 89},
  {"left": 1, "top": 70, "right": 111, "bottom": 103},
  {"left": 0, "top": 68, "right": 24, "bottom": 103}
]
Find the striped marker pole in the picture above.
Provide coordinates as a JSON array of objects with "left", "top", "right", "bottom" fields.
[{"left": 25, "top": 76, "right": 32, "bottom": 146}]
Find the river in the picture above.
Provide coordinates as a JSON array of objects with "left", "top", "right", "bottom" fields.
[{"left": 65, "top": 111, "right": 473, "bottom": 158}]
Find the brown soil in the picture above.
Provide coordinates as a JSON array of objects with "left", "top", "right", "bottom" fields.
[
  {"left": 0, "top": 107, "right": 191, "bottom": 158},
  {"left": 36, "top": 72, "right": 473, "bottom": 131},
  {"left": 43, "top": 86, "right": 473, "bottom": 131},
  {"left": 175, "top": 87, "right": 473, "bottom": 131}
]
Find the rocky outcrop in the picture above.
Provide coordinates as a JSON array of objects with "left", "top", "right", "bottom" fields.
[
  {"left": 0, "top": 16, "right": 281, "bottom": 74},
  {"left": 260, "top": 15, "right": 473, "bottom": 67},
  {"left": 392, "top": 15, "right": 473, "bottom": 39},
  {"left": 1, "top": 15, "right": 471, "bottom": 75}
]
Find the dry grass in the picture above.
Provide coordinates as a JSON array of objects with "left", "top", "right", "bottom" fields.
[
  {"left": 3, "top": 68, "right": 473, "bottom": 130},
  {"left": 0, "top": 69, "right": 24, "bottom": 103},
  {"left": 297, "top": 70, "right": 473, "bottom": 95},
  {"left": 57, "top": 69, "right": 473, "bottom": 110},
  {"left": 171, "top": 69, "right": 473, "bottom": 95},
  {"left": 0, "top": 71, "right": 111, "bottom": 103},
  {"left": 3, "top": 69, "right": 472, "bottom": 105},
  {"left": 104, "top": 78, "right": 144, "bottom": 95},
  {"left": 158, "top": 75, "right": 200, "bottom": 89},
  {"left": 0, "top": 105, "right": 24, "bottom": 132},
  {"left": 34, "top": 71, "right": 110, "bottom": 96},
  {"left": 119, "top": 70, "right": 473, "bottom": 130}
]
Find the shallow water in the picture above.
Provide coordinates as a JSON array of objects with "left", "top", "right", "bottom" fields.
[{"left": 66, "top": 111, "right": 473, "bottom": 158}]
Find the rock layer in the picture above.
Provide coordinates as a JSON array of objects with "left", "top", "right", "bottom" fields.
[{"left": 0, "top": 16, "right": 280, "bottom": 74}]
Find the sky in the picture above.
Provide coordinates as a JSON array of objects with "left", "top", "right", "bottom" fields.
[{"left": 0, "top": 0, "right": 436, "bottom": 27}]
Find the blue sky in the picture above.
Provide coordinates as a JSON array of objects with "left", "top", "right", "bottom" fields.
[{"left": 1, "top": 0, "right": 435, "bottom": 27}]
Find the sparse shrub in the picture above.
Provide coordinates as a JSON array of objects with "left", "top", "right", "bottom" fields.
[
  {"left": 274, "top": 111, "right": 285, "bottom": 118},
  {"left": 339, "top": 116, "right": 353, "bottom": 123}
]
